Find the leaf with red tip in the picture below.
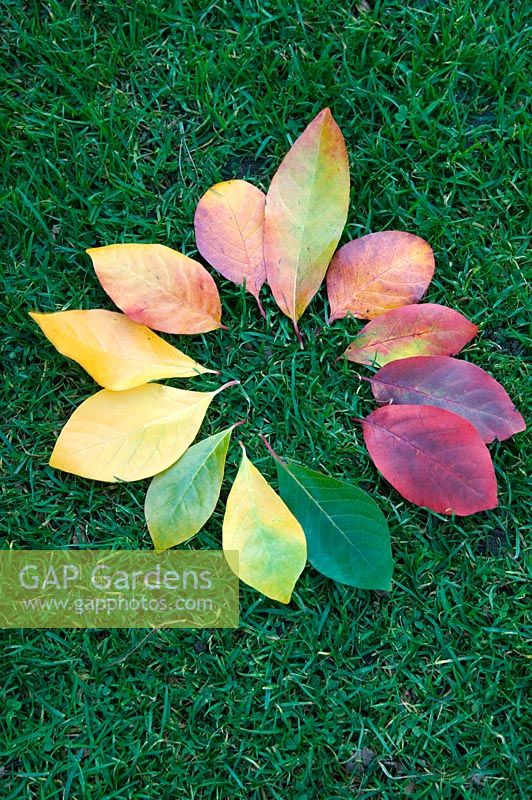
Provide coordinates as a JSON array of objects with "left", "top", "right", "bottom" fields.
[
  {"left": 327, "top": 231, "right": 435, "bottom": 321},
  {"left": 87, "top": 243, "right": 223, "bottom": 334},
  {"left": 344, "top": 303, "right": 477, "bottom": 366},
  {"left": 194, "top": 180, "right": 266, "bottom": 315},
  {"left": 369, "top": 356, "right": 526, "bottom": 443},
  {"left": 361, "top": 405, "right": 498, "bottom": 516},
  {"left": 264, "top": 108, "right": 350, "bottom": 334}
]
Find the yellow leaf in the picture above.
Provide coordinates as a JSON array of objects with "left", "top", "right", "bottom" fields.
[
  {"left": 49, "top": 383, "right": 235, "bottom": 482},
  {"left": 223, "top": 447, "right": 307, "bottom": 603},
  {"left": 264, "top": 108, "right": 350, "bottom": 336},
  {"left": 30, "top": 310, "right": 216, "bottom": 391},
  {"left": 86, "top": 243, "right": 223, "bottom": 334}
]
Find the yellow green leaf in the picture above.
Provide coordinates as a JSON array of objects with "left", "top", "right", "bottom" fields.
[
  {"left": 223, "top": 447, "right": 307, "bottom": 603},
  {"left": 86, "top": 243, "right": 223, "bottom": 334},
  {"left": 49, "top": 382, "right": 235, "bottom": 482},
  {"left": 264, "top": 108, "right": 350, "bottom": 336},
  {"left": 145, "top": 426, "right": 235, "bottom": 552},
  {"left": 29, "top": 309, "right": 216, "bottom": 391}
]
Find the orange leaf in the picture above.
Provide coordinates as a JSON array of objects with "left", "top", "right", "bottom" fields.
[
  {"left": 327, "top": 231, "right": 435, "bottom": 321},
  {"left": 194, "top": 180, "right": 266, "bottom": 315},
  {"left": 87, "top": 243, "right": 223, "bottom": 334},
  {"left": 264, "top": 108, "right": 349, "bottom": 335}
]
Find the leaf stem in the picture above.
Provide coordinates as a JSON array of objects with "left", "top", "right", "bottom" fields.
[
  {"left": 293, "top": 320, "right": 304, "bottom": 348},
  {"left": 259, "top": 434, "right": 285, "bottom": 465},
  {"left": 255, "top": 295, "right": 266, "bottom": 319},
  {"left": 232, "top": 418, "right": 248, "bottom": 430},
  {"left": 215, "top": 379, "right": 240, "bottom": 394}
]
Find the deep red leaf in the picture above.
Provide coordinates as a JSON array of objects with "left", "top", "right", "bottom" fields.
[
  {"left": 362, "top": 405, "right": 498, "bottom": 516},
  {"left": 369, "top": 356, "right": 526, "bottom": 443}
]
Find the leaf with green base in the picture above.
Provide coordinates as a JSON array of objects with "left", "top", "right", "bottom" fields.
[
  {"left": 262, "top": 439, "right": 393, "bottom": 591},
  {"left": 223, "top": 445, "right": 307, "bottom": 603},
  {"left": 145, "top": 424, "right": 240, "bottom": 552}
]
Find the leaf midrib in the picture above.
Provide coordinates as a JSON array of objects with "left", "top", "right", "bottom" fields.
[
  {"left": 287, "top": 118, "right": 328, "bottom": 318},
  {"left": 282, "top": 465, "right": 380, "bottom": 570}
]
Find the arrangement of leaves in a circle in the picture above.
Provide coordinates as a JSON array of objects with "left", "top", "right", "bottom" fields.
[{"left": 30, "top": 108, "right": 526, "bottom": 603}]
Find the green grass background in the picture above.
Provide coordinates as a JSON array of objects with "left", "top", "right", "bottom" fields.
[{"left": 1, "top": 0, "right": 530, "bottom": 797}]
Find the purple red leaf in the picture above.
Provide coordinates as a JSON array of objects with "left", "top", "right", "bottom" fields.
[{"left": 369, "top": 355, "right": 525, "bottom": 443}]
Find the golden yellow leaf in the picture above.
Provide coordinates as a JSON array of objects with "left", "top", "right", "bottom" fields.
[
  {"left": 86, "top": 243, "right": 223, "bottom": 334},
  {"left": 30, "top": 309, "right": 216, "bottom": 390},
  {"left": 223, "top": 447, "right": 307, "bottom": 603},
  {"left": 49, "top": 382, "right": 235, "bottom": 482}
]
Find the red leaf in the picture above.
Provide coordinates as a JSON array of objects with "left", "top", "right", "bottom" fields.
[
  {"left": 369, "top": 356, "right": 526, "bottom": 443},
  {"left": 362, "top": 405, "right": 498, "bottom": 516},
  {"left": 327, "top": 231, "right": 435, "bottom": 321},
  {"left": 344, "top": 303, "right": 477, "bottom": 366}
]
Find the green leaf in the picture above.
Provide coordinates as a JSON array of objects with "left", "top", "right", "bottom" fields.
[
  {"left": 276, "top": 462, "right": 393, "bottom": 590},
  {"left": 145, "top": 426, "right": 234, "bottom": 552}
]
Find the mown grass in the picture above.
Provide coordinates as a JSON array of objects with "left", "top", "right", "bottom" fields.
[{"left": 1, "top": 0, "right": 530, "bottom": 797}]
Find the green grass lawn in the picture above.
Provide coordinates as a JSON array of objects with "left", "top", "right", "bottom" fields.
[{"left": 1, "top": 0, "right": 530, "bottom": 797}]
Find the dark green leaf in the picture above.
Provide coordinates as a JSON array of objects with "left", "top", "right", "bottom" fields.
[{"left": 277, "top": 462, "right": 393, "bottom": 590}]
